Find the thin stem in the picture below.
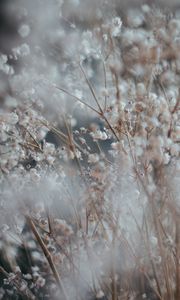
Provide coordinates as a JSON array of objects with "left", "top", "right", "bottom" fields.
[
  {"left": 79, "top": 63, "right": 103, "bottom": 113},
  {"left": 26, "top": 216, "right": 69, "bottom": 300},
  {"left": 0, "top": 266, "right": 37, "bottom": 300},
  {"left": 54, "top": 85, "right": 100, "bottom": 115}
]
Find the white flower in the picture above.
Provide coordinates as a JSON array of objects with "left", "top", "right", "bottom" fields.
[
  {"left": 163, "top": 152, "right": 171, "bottom": 165},
  {"left": 96, "top": 290, "right": 105, "bottom": 299},
  {"left": 1, "top": 224, "right": 10, "bottom": 233},
  {"left": 127, "top": 10, "right": 144, "bottom": 28},
  {"left": 141, "top": 4, "right": 151, "bottom": 13},
  {"left": 7, "top": 112, "right": 19, "bottom": 125},
  {"left": 74, "top": 89, "right": 83, "bottom": 99},
  {"left": 30, "top": 169, "right": 41, "bottom": 181},
  {"left": 19, "top": 281, "right": 28, "bottom": 292},
  {"left": 12, "top": 43, "right": 30, "bottom": 59},
  {"left": 18, "top": 24, "right": 30, "bottom": 38},
  {"left": 90, "top": 130, "right": 108, "bottom": 140},
  {"left": 0, "top": 54, "right": 7, "bottom": 66},
  {"left": 170, "top": 144, "right": 179, "bottom": 156},
  {"left": 136, "top": 83, "right": 146, "bottom": 97},
  {"left": 88, "top": 153, "right": 99, "bottom": 163},
  {"left": 23, "top": 274, "right": 32, "bottom": 280},
  {"left": 150, "top": 236, "right": 158, "bottom": 246},
  {"left": 111, "top": 17, "right": 122, "bottom": 37},
  {"left": 136, "top": 146, "right": 143, "bottom": 157},
  {"left": 0, "top": 54, "right": 14, "bottom": 74},
  {"left": 111, "top": 142, "right": 120, "bottom": 150},
  {"left": 35, "top": 276, "right": 46, "bottom": 288},
  {"left": 103, "top": 33, "right": 108, "bottom": 42},
  {"left": 36, "top": 128, "right": 49, "bottom": 140},
  {"left": 101, "top": 88, "right": 109, "bottom": 98}
]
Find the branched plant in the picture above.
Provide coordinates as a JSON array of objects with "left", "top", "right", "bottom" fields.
[{"left": 0, "top": 1, "right": 179, "bottom": 300}]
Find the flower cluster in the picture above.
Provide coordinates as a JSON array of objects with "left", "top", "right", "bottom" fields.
[{"left": 0, "top": 1, "right": 179, "bottom": 300}]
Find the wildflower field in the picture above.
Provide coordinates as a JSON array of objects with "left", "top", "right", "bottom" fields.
[{"left": 0, "top": 1, "right": 179, "bottom": 299}]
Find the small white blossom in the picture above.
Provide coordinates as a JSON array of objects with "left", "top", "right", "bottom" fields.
[
  {"left": 6, "top": 112, "right": 19, "bottom": 125},
  {"left": 127, "top": 10, "right": 144, "bottom": 28},
  {"left": 12, "top": 43, "right": 30, "bottom": 59},
  {"left": 1, "top": 224, "right": 10, "bottom": 233},
  {"left": 163, "top": 152, "right": 171, "bottom": 165},
  {"left": 96, "top": 290, "right": 105, "bottom": 299},
  {"left": 18, "top": 24, "right": 30, "bottom": 38},
  {"left": 35, "top": 276, "right": 46, "bottom": 288},
  {"left": 111, "top": 17, "right": 122, "bottom": 37},
  {"left": 0, "top": 54, "right": 7, "bottom": 65},
  {"left": 170, "top": 144, "right": 179, "bottom": 156},
  {"left": 46, "top": 155, "right": 56, "bottom": 165},
  {"left": 19, "top": 281, "right": 28, "bottom": 292},
  {"left": 88, "top": 153, "right": 99, "bottom": 163},
  {"left": 0, "top": 54, "right": 14, "bottom": 75},
  {"left": 30, "top": 169, "right": 41, "bottom": 181},
  {"left": 74, "top": 89, "right": 83, "bottom": 99},
  {"left": 141, "top": 4, "right": 151, "bottom": 13},
  {"left": 23, "top": 274, "right": 32, "bottom": 280},
  {"left": 150, "top": 236, "right": 158, "bottom": 246},
  {"left": 90, "top": 130, "right": 108, "bottom": 140},
  {"left": 111, "top": 142, "right": 120, "bottom": 150}
]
